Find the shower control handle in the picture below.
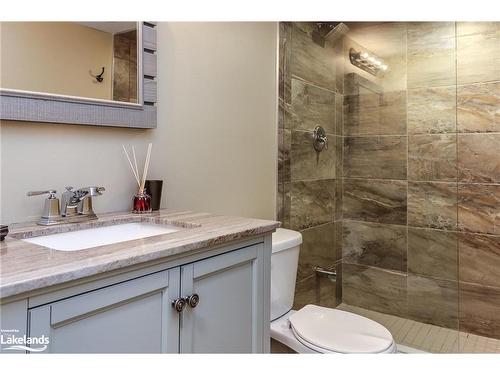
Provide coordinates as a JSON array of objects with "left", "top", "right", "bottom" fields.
[{"left": 313, "top": 126, "right": 328, "bottom": 152}]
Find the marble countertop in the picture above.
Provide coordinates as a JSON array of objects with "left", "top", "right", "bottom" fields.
[{"left": 0, "top": 209, "right": 280, "bottom": 299}]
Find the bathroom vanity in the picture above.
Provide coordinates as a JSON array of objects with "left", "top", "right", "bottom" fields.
[{"left": 0, "top": 210, "right": 279, "bottom": 353}]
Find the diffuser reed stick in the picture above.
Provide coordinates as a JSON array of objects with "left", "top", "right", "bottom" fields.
[
  {"left": 139, "top": 143, "right": 152, "bottom": 193},
  {"left": 132, "top": 146, "right": 140, "bottom": 184},
  {"left": 122, "top": 145, "right": 140, "bottom": 187}
]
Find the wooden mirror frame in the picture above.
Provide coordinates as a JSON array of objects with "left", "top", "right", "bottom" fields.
[{"left": 0, "top": 22, "right": 157, "bottom": 129}]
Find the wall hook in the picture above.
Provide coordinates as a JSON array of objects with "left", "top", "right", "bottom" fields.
[{"left": 90, "top": 67, "right": 105, "bottom": 83}]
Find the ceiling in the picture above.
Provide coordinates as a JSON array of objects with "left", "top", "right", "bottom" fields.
[{"left": 76, "top": 22, "right": 136, "bottom": 34}]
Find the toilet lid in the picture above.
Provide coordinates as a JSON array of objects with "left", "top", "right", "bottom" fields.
[
  {"left": 288, "top": 305, "right": 394, "bottom": 353},
  {"left": 272, "top": 228, "right": 302, "bottom": 253}
]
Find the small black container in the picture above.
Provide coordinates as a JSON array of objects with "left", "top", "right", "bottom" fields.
[
  {"left": 144, "top": 180, "right": 163, "bottom": 211},
  {"left": 1, "top": 225, "right": 8, "bottom": 241}
]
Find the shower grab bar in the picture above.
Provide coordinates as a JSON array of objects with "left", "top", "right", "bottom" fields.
[{"left": 314, "top": 266, "right": 337, "bottom": 281}]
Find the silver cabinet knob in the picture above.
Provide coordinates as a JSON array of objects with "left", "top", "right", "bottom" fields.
[
  {"left": 186, "top": 294, "right": 200, "bottom": 308},
  {"left": 171, "top": 298, "right": 186, "bottom": 312}
]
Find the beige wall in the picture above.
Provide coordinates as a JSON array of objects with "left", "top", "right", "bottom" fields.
[
  {"left": 0, "top": 22, "right": 278, "bottom": 224},
  {"left": 0, "top": 22, "right": 113, "bottom": 100}
]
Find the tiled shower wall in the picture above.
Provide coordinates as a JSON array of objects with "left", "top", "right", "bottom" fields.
[
  {"left": 277, "top": 22, "right": 343, "bottom": 309},
  {"left": 113, "top": 30, "right": 138, "bottom": 103},
  {"left": 278, "top": 22, "right": 500, "bottom": 341},
  {"left": 341, "top": 22, "right": 500, "bottom": 341}
]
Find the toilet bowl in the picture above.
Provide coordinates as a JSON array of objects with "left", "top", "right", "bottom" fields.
[{"left": 270, "top": 228, "right": 396, "bottom": 354}]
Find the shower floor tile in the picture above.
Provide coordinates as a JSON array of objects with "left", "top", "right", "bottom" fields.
[{"left": 336, "top": 303, "right": 500, "bottom": 353}]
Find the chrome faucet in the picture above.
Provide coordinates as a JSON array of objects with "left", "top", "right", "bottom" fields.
[
  {"left": 28, "top": 186, "right": 105, "bottom": 226},
  {"left": 77, "top": 186, "right": 106, "bottom": 216},
  {"left": 61, "top": 186, "right": 105, "bottom": 218}
]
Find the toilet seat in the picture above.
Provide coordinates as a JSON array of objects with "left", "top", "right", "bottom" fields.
[
  {"left": 290, "top": 325, "right": 336, "bottom": 353},
  {"left": 288, "top": 305, "right": 395, "bottom": 354}
]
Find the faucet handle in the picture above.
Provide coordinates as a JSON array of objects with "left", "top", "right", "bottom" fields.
[
  {"left": 27, "top": 190, "right": 57, "bottom": 199},
  {"left": 28, "top": 190, "right": 61, "bottom": 225},
  {"left": 78, "top": 186, "right": 105, "bottom": 196}
]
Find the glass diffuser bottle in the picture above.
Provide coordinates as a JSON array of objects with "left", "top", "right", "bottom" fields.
[
  {"left": 132, "top": 189, "right": 152, "bottom": 214},
  {"left": 123, "top": 143, "right": 154, "bottom": 215}
]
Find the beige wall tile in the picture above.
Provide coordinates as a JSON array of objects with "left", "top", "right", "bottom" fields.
[
  {"left": 408, "top": 182, "right": 458, "bottom": 230},
  {"left": 457, "top": 82, "right": 500, "bottom": 133},
  {"left": 407, "top": 22, "right": 456, "bottom": 88},
  {"left": 344, "top": 90, "right": 406, "bottom": 136},
  {"left": 408, "top": 275, "right": 459, "bottom": 329},
  {"left": 342, "top": 263, "right": 407, "bottom": 317},
  {"left": 379, "top": 90, "right": 407, "bottom": 134},
  {"left": 343, "top": 221, "right": 407, "bottom": 272},
  {"left": 343, "top": 136, "right": 407, "bottom": 179},
  {"left": 459, "top": 233, "right": 500, "bottom": 287},
  {"left": 408, "top": 86, "right": 456, "bottom": 134},
  {"left": 408, "top": 134, "right": 457, "bottom": 181},
  {"left": 289, "top": 179, "right": 335, "bottom": 230},
  {"left": 343, "top": 178, "right": 407, "bottom": 225},
  {"left": 460, "top": 282, "right": 500, "bottom": 339},
  {"left": 344, "top": 91, "right": 381, "bottom": 135},
  {"left": 458, "top": 184, "right": 500, "bottom": 235},
  {"left": 457, "top": 24, "right": 499, "bottom": 84},
  {"left": 458, "top": 134, "right": 500, "bottom": 183},
  {"left": 290, "top": 78, "right": 336, "bottom": 133},
  {"left": 408, "top": 228, "right": 458, "bottom": 281},
  {"left": 457, "top": 22, "right": 499, "bottom": 37}
]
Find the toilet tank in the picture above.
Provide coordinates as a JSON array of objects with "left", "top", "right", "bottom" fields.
[{"left": 270, "top": 228, "right": 302, "bottom": 321}]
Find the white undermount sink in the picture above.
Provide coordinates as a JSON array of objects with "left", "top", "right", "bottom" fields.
[{"left": 22, "top": 222, "right": 181, "bottom": 251}]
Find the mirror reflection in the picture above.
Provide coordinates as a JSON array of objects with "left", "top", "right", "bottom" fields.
[{"left": 0, "top": 22, "right": 139, "bottom": 103}]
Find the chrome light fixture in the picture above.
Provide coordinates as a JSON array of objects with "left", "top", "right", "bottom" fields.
[{"left": 349, "top": 48, "right": 388, "bottom": 76}]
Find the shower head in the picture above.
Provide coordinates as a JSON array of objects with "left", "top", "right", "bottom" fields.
[
  {"left": 312, "top": 22, "right": 349, "bottom": 47},
  {"left": 324, "top": 22, "right": 349, "bottom": 42}
]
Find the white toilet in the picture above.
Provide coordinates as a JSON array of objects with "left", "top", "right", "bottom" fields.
[{"left": 270, "top": 228, "right": 397, "bottom": 354}]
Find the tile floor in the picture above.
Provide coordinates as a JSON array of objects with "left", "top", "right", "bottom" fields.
[{"left": 337, "top": 303, "right": 500, "bottom": 353}]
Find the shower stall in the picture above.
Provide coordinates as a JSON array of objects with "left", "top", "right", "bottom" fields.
[{"left": 277, "top": 21, "right": 500, "bottom": 353}]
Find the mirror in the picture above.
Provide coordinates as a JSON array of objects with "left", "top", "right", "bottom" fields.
[{"left": 0, "top": 22, "right": 140, "bottom": 104}]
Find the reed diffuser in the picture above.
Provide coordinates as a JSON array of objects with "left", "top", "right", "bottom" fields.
[{"left": 123, "top": 143, "right": 153, "bottom": 214}]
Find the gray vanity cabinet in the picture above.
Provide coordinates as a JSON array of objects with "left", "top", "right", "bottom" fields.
[
  {"left": 180, "top": 243, "right": 265, "bottom": 353},
  {"left": 25, "top": 242, "right": 269, "bottom": 353},
  {"left": 28, "top": 269, "right": 181, "bottom": 353}
]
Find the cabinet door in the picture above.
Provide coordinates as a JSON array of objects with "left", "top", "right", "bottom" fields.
[
  {"left": 0, "top": 300, "right": 28, "bottom": 354},
  {"left": 180, "top": 244, "right": 266, "bottom": 353},
  {"left": 28, "top": 269, "right": 180, "bottom": 353}
]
